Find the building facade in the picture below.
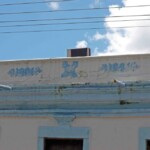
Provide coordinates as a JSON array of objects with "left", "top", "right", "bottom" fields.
[{"left": 0, "top": 54, "right": 150, "bottom": 150}]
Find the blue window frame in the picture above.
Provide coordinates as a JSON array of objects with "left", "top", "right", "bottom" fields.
[
  {"left": 38, "top": 126, "right": 89, "bottom": 150},
  {"left": 139, "top": 128, "right": 150, "bottom": 150}
]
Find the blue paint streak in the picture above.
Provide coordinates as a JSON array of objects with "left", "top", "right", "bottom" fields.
[
  {"left": 61, "top": 61, "right": 78, "bottom": 78},
  {"left": 8, "top": 67, "right": 42, "bottom": 77},
  {"left": 100, "top": 62, "right": 139, "bottom": 72}
]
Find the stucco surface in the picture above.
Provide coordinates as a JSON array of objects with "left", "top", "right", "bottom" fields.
[
  {"left": 0, "top": 54, "right": 149, "bottom": 86},
  {"left": 0, "top": 116, "right": 149, "bottom": 150},
  {"left": 0, "top": 117, "right": 56, "bottom": 150}
]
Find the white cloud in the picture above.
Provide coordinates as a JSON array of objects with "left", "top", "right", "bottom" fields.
[
  {"left": 84, "top": 32, "right": 105, "bottom": 42},
  {"left": 76, "top": 40, "right": 88, "bottom": 48},
  {"left": 48, "top": 2, "right": 59, "bottom": 10},
  {"left": 93, "top": 0, "right": 150, "bottom": 55},
  {"left": 92, "top": 32, "right": 105, "bottom": 41}
]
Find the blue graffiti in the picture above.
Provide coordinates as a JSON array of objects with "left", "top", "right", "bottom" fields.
[
  {"left": 100, "top": 62, "right": 139, "bottom": 72},
  {"left": 8, "top": 67, "right": 42, "bottom": 77},
  {"left": 61, "top": 61, "right": 78, "bottom": 78}
]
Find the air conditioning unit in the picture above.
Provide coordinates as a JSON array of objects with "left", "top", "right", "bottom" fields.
[{"left": 67, "top": 48, "right": 91, "bottom": 57}]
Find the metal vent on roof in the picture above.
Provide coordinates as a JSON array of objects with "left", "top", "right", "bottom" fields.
[{"left": 67, "top": 48, "right": 91, "bottom": 57}]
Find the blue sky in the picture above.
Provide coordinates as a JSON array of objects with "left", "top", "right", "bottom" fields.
[{"left": 0, "top": 0, "right": 149, "bottom": 60}]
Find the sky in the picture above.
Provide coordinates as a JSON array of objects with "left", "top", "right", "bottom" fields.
[{"left": 0, "top": 0, "right": 150, "bottom": 60}]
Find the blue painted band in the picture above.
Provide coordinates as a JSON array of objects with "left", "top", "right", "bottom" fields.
[
  {"left": 1, "top": 108, "right": 150, "bottom": 117},
  {"left": 0, "top": 82, "right": 150, "bottom": 117},
  {"left": 39, "top": 126, "right": 89, "bottom": 138}
]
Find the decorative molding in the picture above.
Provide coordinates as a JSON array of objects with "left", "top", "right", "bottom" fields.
[
  {"left": 54, "top": 115, "right": 76, "bottom": 126},
  {"left": 0, "top": 82, "right": 150, "bottom": 117},
  {"left": 2, "top": 108, "right": 150, "bottom": 117}
]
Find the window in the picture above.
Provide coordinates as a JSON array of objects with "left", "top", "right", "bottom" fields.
[
  {"left": 44, "top": 139, "right": 83, "bottom": 150},
  {"left": 147, "top": 140, "right": 150, "bottom": 150},
  {"left": 38, "top": 126, "right": 89, "bottom": 150},
  {"left": 139, "top": 128, "right": 150, "bottom": 150}
]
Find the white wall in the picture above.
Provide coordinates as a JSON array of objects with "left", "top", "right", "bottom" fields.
[
  {"left": 0, "top": 54, "right": 150, "bottom": 86},
  {"left": 0, "top": 116, "right": 149, "bottom": 150}
]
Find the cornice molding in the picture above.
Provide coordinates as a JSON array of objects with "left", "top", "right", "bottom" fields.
[{"left": 0, "top": 82, "right": 150, "bottom": 116}]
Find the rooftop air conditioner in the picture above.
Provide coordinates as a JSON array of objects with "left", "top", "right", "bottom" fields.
[{"left": 67, "top": 48, "right": 91, "bottom": 57}]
